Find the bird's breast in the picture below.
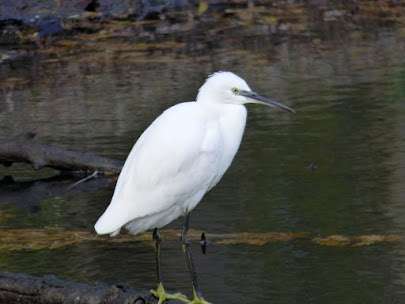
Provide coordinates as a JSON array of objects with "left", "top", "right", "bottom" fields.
[
  {"left": 218, "top": 104, "right": 247, "bottom": 155},
  {"left": 205, "top": 104, "right": 247, "bottom": 186}
]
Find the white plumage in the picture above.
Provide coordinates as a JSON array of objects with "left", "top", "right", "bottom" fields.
[{"left": 94, "top": 71, "right": 294, "bottom": 237}]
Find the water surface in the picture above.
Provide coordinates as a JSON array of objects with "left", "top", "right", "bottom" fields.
[{"left": 0, "top": 27, "right": 405, "bottom": 304}]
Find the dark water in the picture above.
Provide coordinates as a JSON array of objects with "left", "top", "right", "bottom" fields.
[{"left": 1, "top": 27, "right": 405, "bottom": 304}]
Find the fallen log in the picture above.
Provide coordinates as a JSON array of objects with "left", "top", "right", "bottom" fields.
[
  {"left": 0, "top": 271, "right": 166, "bottom": 304},
  {"left": 0, "top": 133, "right": 124, "bottom": 174}
]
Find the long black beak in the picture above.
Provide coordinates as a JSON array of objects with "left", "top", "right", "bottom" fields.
[{"left": 240, "top": 90, "right": 295, "bottom": 113}]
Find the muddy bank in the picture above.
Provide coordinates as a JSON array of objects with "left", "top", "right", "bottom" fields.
[{"left": 1, "top": 0, "right": 404, "bottom": 51}]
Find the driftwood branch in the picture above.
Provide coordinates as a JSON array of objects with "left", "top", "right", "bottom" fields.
[
  {"left": 0, "top": 271, "right": 165, "bottom": 304},
  {"left": 0, "top": 133, "right": 124, "bottom": 174}
]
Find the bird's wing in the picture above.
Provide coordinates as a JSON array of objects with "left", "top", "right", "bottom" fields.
[{"left": 95, "top": 102, "right": 224, "bottom": 233}]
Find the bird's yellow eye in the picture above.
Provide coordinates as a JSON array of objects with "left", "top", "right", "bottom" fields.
[{"left": 232, "top": 88, "right": 239, "bottom": 94}]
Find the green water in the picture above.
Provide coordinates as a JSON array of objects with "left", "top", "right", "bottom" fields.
[{"left": 0, "top": 27, "right": 405, "bottom": 304}]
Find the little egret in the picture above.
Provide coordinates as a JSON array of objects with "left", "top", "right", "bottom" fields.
[{"left": 95, "top": 71, "right": 295, "bottom": 304}]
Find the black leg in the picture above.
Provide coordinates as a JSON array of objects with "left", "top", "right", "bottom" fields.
[
  {"left": 181, "top": 211, "right": 203, "bottom": 299},
  {"left": 150, "top": 228, "right": 190, "bottom": 303},
  {"left": 153, "top": 228, "right": 162, "bottom": 284}
]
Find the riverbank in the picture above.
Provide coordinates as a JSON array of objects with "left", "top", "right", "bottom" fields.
[{"left": 1, "top": 0, "right": 404, "bottom": 61}]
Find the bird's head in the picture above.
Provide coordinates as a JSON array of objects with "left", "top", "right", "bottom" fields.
[{"left": 196, "top": 71, "right": 295, "bottom": 113}]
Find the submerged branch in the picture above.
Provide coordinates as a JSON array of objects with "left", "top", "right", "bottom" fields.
[
  {"left": 0, "top": 174, "right": 117, "bottom": 212},
  {"left": 0, "top": 228, "right": 401, "bottom": 251}
]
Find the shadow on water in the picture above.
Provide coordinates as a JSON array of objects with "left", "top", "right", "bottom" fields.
[{"left": 0, "top": 24, "right": 405, "bottom": 303}]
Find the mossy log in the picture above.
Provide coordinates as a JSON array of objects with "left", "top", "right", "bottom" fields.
[
  {"left": 0, "top": 133, "right": 123, "bottom": 174},
  {"left": 0, "top": 271, "right": 171, "bottom": 304}
]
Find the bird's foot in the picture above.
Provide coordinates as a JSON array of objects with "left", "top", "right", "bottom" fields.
[
  {"left": 150, "top": 283, "right": 190, "bottom": 304},
  {"left": 188, "top": 289, "right": 212, "bottom": 304},
  {"left": 189, "top": 296, "right": 212, "bottom": 304}
]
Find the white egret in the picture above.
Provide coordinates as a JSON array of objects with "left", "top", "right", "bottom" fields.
[{"left": 95, "top": 71, "right": 295, "bottom": 304}]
